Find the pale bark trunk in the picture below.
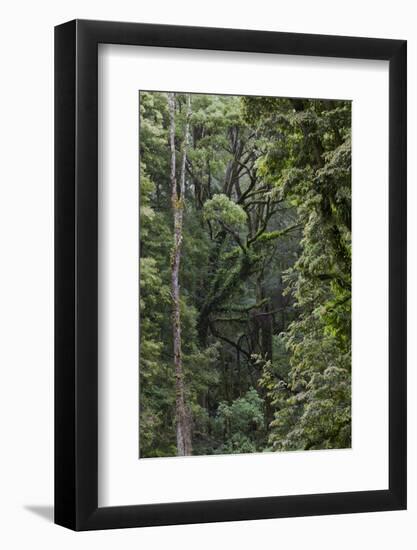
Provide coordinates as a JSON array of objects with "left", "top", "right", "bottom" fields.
[{"left": 168, "top": 93, "right": 192, "bottom": 456}]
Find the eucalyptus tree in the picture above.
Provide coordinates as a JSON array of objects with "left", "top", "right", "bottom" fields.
[{"left": 168, "top": 92, "right": 193, "bottom": 456}]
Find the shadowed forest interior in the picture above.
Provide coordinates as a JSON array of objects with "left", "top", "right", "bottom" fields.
[{"left": 139, "top": 91, "right": 351, "bottom": 458}]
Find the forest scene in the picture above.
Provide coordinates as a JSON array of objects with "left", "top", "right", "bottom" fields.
[{"left": 139, "top": 91, "right": 352, "bottom": 458}]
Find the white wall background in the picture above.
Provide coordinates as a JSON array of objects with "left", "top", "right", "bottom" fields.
[{"left": 0, "top": 0, "right": 414, "bottom": 547}]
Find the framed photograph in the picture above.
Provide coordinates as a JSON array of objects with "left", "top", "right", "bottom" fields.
[{"left": 55, "top": 19, "right": 406, "bottom": 530}]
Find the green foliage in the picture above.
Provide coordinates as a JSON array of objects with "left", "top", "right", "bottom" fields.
[
  {"left": 212, "top": 389, "right": 266, "bottom": 454},
  {"left": 243, "top": 95, "right": 351, "bottom": 451},
  {"left": 139, "top": 91, "right": 352, "bottom": 457},
  {"left": 269, "top": 366, "right": 351, "bottom": 451},
  {"left": 203, "top": 194, "right": 247, "bottom": 228}
]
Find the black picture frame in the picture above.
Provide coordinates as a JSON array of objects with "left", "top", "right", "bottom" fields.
[{"left": 55, "top": 19, "right": 407, "bottom": 531}]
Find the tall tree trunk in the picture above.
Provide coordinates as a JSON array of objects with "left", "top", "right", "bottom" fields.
[{"left": 168, "top": 93, "right": 192, "bottom": 456}]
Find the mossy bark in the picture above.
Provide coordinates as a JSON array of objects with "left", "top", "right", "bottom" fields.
[{"left": 168, "top": 93, "right": 192, "bottom": 456}]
